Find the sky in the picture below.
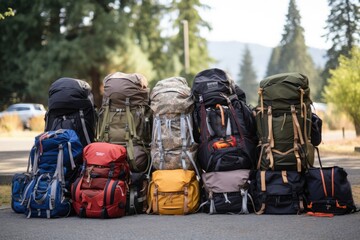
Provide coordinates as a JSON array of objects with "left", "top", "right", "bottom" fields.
[{"left": 200, "top": 0, "right": 331, "bottom": 49}]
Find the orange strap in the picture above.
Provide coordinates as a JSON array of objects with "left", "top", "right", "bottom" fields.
[
  {"left": 261, "top": 171, "right": 266, "bottom": 192},
  {"left": 281, "top": 171, "right": 288, "bottom": 184},
  {"left": 267, "top": 106, "right": 274, "bottom": 148},
  {"left": 306, "top": 211, "right": 334, "bottom": 218}
]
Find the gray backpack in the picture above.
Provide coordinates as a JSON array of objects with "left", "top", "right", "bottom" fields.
[
  {"left": 97, "top": 72, "right": 151, "bottom": 173},
  {"left": 149, "top": 77, "right": 199, "bottom": 175}
]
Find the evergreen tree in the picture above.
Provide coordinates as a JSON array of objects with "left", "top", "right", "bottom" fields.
[
  {"left": 265, "top": 0, "right": 322, "bottom": 101},
  {"left": 238, "top": 46, "right": 258, "bottom": 106},
  {"left": 170, "top": 0, "right": 214, "bottom": 85},
  {"left": 0, "top": 0, "right": 154, "bottom": 107},
  {"left": 266, "top": 47, "right": 281, "bottom": 76},
  {"left": 322, "top": 0, "right": 360, "bottom": 87}
]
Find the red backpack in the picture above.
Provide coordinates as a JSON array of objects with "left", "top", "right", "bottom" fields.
[{"left": 72, "top": 142, "right": 129, "bottom": 218}]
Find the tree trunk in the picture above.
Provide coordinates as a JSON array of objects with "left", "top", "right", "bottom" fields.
[
  {"left": 89, "top": 67, "right": 102, "bottom": 108},
  {"left": 355, "top": 119, "right": 360, "bottom": 137}
]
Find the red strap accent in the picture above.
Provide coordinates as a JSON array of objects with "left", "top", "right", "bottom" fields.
[{"left": 306, "top": 211, "right": 334, "bottom": 218}]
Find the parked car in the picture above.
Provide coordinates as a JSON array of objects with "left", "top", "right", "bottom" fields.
[{"left": 0, "top": 103, "right": 46, "bottom": 129}]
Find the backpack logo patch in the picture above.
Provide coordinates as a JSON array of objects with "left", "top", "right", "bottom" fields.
[
  {"left": 96, "top": 152, "right": 105, "bottom": 156},
  {"left": 207, "top": 82, "right": 218, "bottom": 90}
]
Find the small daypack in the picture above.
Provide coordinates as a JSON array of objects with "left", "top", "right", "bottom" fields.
[
  {"left": 256, "top": 72, "right": 314, "bottom": 172},
  {"left": 11, "top": 172, "right": 31, "bottom": 213},
  {"left": 254, "top": 170, "right": 305, "bottom": 215},
  {"left": 147, "top": 169, "right": 200, "bottom": 215},
  {"left": 97, "top": 72, "right": 151, "bottom": 173},
  {"left": 200, "top": 169, "right": 251, "bottom": 214},
  {"left": 72, "top": 142, "right": 129, "bottom": 218},
  {"left": 150, "top": 77, "right": 199, "bottom": 172},
  {"left": 192, "top": 68, "right": 257, "bottom": 172},
  {"left": 126, "top": 172, "right": 149, "bottom": 215},
  {"left": 45, "top": 77, "right": 96, "bottom": 147},
  {"left": 22, "top": 129, "right": 83, "bottom": 218}
]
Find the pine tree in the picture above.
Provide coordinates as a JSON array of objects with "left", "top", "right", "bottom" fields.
[
  {"left": 238, "top": 46, "right": 258, "bottom": 106},
  {"left": 322, "top": 0, "right": 360, "bottom": 86},
  {"left": 170, "top": 0, "right": 214, "bottom": 85},
  {"left": 265, "top": 0, "right": 322, "bottom": 101}
]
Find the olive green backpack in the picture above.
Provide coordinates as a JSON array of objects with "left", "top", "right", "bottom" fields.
[
  {"left": 255, "top": 72, "right": 314, "bottom": 172},
  {"left": 97, "top": 72, "right": 152, "bottom": 173}
]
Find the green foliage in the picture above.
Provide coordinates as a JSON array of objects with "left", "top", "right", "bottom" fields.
[
  {"left": 0, "top": 0, "right": 214, "bottom": 106},
  {"left": 0, "top": 7, "right": 14, "bottom": 20},
  {"left": 169, "top": 0, "right": 214, "bottom": 86},
  {"left": 322, "top": 0, "right": 360, "bottom": 87},
  {"left": 324, "top": 47, "right": 360, "bottom": 135},
  {"left": 266, "top": 0, "right": 323, "bottom": 101},
  {"left": 237, "top": 46, "right": 258, "bottom": 106}
]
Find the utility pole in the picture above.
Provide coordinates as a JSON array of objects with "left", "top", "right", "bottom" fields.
[{"left": 182, "top": 20, "right": 190, "bottom": 74}]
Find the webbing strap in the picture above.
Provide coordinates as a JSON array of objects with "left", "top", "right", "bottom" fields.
[
  {"left": 199, "top": 95, "right": 209, "bottom": 142},
  {"left": 258, "top": 88, "right": 264, "bottom": 116},
  {"left": 185, "top": 115, "right": 195, "bottom": 145},
  {"left": 98, "top": 101, "right": 110, "bottom": 141},
  {"left": 265, "top": 145, "right": 274, "bottom": 170},
  {"left": 300, "top": 89, "right": 305, "bottom": 118},
  {"left": 267, "top": 106, "right": 274, "bottom": 148},
  {"left": 260, "top": 171, "right": 266, "bottom": 192},
  {"left": 180, "top": 114, "right": 187, "bottom": 170},
  {"left": 125, "top": 98, "right": 138, "bottom": 171},
  {"left": 240, "top": 189, "right": 249, "bottom": 214},
  {"left": 33, "top": 174, "right": 50, "bottom": 205},
  {"left": 67, "top": 142, "right": 76, "bottom": 170},
  {"left": 332, "top": 168, "right": 335, "bottom": 197},
  {"left": 155, "top": 116, "right": 165, "bottom": 169},
  {"left": 79, "top": 109, "right": 91, "bottom": 145},
  {"left": 281, "top": 171, "right": 288, "bottom": 183},
  {"left": 183, "top": 185, "right": 189, "bottom": 214},
  {"left": 291, "top": 105, "right": 303, "bottom": 172}
]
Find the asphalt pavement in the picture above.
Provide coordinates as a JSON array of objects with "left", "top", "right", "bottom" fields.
[{"left": 0, "top": 133, "right": 359, "bottom": 240}]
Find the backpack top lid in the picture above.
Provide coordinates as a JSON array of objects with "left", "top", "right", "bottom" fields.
[
  {"left": 102, "top": 72, "right": 150, "bottom": 107},
  {"left": 150, "top": 77, "right": 193, "bottom": 115},
  {"left": 192, "top": 68, "right": 236, "bottom": 105},
  {"left": 48, "top": 78, "right": 94, "bottom": 110},
  {"left": 83, "top": 142, "right": 127, "bottom": 166},
  {"left": 258, "top": 72, "right": 312, "bottom": 109}
]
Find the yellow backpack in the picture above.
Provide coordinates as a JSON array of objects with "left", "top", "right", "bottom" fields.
[{"left": 147, "top": 169, "right": 200, "bottom": 215}]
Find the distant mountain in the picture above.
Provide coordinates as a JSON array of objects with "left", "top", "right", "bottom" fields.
[{"left": 207, "top": 41, "right": 327, "bottom": 80}]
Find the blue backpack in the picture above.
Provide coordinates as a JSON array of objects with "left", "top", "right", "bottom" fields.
[{"left": 21, "top": 129, "right": 83, "bottom": 218}]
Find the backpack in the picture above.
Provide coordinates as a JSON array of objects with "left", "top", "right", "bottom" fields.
[
  {"left": 72, "top": 142, "right": 129, "bottom": 218},
  {"left": 45, "top": 77, "right": 96, "bottom": 147},
  {"left": 255, "top": 72, "right": 314, "bottom": 172},
  {"left": 22, "top": 129, "right": 83, "bottom": 218},
  {"left": 150, "top": 77, "right": 199, "bottom": 173},
  {"left": 304, "top": 148, "right": 357, "bottom": 215},
  {"left": 126, "top": 172, "right": 149, "bottom": 215},
  {"left": 97, "top": 72, "right": 152, "bottom": 173},
  {"left": 200, "top": 169, "right": 252, "bottom": 214},
  {"left": 192, "top": 68, "right": 257, "bottom": 172},
  {"left": 147, "top": 169, "right": 200, "bottom": 215},
  {"left": 11, "top": 172, "right": 31, "bottom": 213},
  {"left": 254, "top": 170, "right": 305, "bottom": 215}
]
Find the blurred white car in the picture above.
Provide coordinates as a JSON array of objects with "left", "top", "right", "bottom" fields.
[{"left": 0, "top": 103, "right": 46, "bottom": 129}]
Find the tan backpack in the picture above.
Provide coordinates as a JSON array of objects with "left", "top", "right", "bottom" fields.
[
  {"left": 149, "top": 77, "right": 199, "bottom": 174},
  {"left": 97, "top": 72, "right": 151, "bottom": 173}
]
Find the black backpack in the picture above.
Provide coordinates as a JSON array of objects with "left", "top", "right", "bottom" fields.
[
  {"left": 192, "top": 68, "right": 258, "bottom": 172},
  {"left": 45, "top": 77, "right": 96, "bottom": 147}
]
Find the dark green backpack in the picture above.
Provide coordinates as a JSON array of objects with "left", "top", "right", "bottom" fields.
[{"left": 255, "top": 72, "right": 314, "bottom": 172}]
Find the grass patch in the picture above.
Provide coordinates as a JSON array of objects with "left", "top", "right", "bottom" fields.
[
  {"left": 0, "top": 114, "right": 23, "bottom": 133},
  {"left": 29, "top": 115, "right": 45, "bottom": 132},
  {"left": 0, "top": 184, "right": 11, "bottom": 207},
  {"left": 318, "top": 137, "right": 360, "bottom": 157}
]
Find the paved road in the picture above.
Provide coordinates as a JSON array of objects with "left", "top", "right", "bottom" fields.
[{"left": 0, "top": 135, "right": 359, "bottom": 240}]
